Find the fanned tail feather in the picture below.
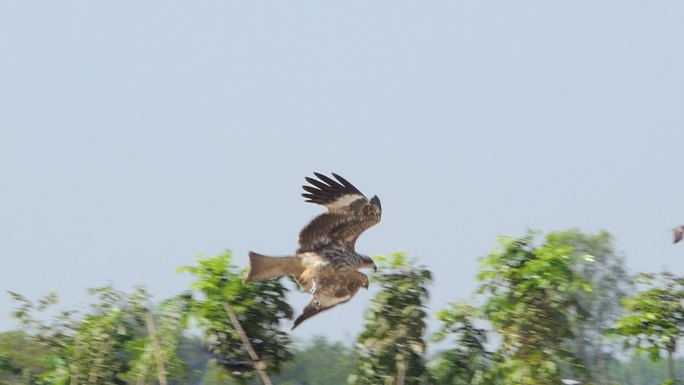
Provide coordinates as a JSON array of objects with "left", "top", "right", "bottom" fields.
[{"left": 244, "top": 252, "right": 303, "bottom": 283}]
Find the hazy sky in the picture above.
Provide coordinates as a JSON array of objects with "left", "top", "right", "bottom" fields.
[{"left": 2, "top": 2, "right": 683, "bottom": 342}]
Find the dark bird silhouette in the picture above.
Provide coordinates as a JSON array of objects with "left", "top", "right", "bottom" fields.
[
  {"left": 674, "top": 225, "right": 684, "bottom": 244},
  {"left": 244, "top": 172, "right": 381, "bottom": 329}
]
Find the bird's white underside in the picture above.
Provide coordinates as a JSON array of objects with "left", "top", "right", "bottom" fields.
[{"left": 299, "top": 251, "right": 329, "bottom": 268}]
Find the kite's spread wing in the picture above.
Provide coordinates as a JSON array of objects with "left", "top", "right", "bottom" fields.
[{"left": 298, "top": 172, "right": 381, "bottom": 252}]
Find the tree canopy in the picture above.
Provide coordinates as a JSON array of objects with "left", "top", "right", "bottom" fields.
[{"left": 5, "top": 230, "right": 684, "bottom": 385}]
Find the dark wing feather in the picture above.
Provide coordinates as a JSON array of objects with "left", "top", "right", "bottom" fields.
[
  {"left": 298, "top": 173, "right": 382, "bottom": 252},
  {"left": 301, "top": 172, "right": 363, "bottom": 205},
  {"left": 292, "top": 270, "right": 368, "bottom": 329}
]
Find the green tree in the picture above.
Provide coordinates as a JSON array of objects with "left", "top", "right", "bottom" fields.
[
  {"left": 610, "top": 354, "right": 684, "bottom": 385},
  {"left": 555, "top": 229, "right": 632, "bottom": 384},
  {"left": 350, "top": 252, "right": 431, "bottom": 385},
  {"left": 611, "top": 271, "right": 684, "bottom": 383},
  {"left": 178, "top": 251, "right": 293, "bottom": 384},
  {"left": 176, "top": 334, "right": 214, "bottom": 384},
  {"left": 9, "top": 285, "right": 187, "bottom": 385},
  {"left": 430, "top": 302, "right": 491, "bottom": 385},
  {"left": 0, "top": 331, "right": 53, "bottom": 385},
  {"left": 124, "top": 294, "right": 191, "bottom": 385},
  {"left": 268, "top": 336, "right": 359, "bottom": 385},
  {"left": 477, "top": 231, "right": 591, "bottom": 384},
  {"left": 7, "top": 290, "right": 76, "bottom": 354},
  {"left": 10, "top": 286, "right": 138, "bottom": 385}
]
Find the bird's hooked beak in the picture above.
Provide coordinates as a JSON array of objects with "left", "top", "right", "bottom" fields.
[{"left": 372, "top": 261, "right": 377, "bottom": 272}]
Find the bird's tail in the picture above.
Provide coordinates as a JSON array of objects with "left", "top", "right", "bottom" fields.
[{"left": 244, "top": 252, "right": 303, "bottom": 283}]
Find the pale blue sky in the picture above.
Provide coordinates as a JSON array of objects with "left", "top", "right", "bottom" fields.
[{"left": 2, "top": 2, "right": 683, "bottom": 341}]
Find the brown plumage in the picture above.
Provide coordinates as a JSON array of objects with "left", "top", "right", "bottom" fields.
[
  {"left": 299, "top": 173, "right": 382, "bottom": 252},
  {"left": 292, "top": 269, "right": 369, "bottom": 330},
  {"left": 674, "top": 225, "right": 684, "bottom": 244},
  {"left": 244, "top": 172, "right": 381, "bottom": 329}
]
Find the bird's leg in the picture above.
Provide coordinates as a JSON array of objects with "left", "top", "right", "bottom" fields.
[{"left": 311, "top": 278, "right": 321, "bottom": 309}]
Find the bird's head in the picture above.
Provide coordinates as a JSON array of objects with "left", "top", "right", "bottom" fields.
[
  {"left": 370, "top": 195, "right": 382, "bottom": 214},
  {"left": 360, "top": 254, "right": 377, "bottom": 272}
]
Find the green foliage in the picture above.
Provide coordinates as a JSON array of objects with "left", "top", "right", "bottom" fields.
[
  {"left": 8, "top": 285, "right": 187, "bottom": 385},
  {"left": 477, "top": 231, "right": 591, "bottom": 384},
  {"left": 267, "top": 336, "right": 359, "bottom": 385},
  {"left": 2, "top": 233, "right": 671, "bottom": 385},
  {"left": 430, "top": 302, "right": 490, "bottom": 384},
  {"left": 611, "top": 271, "right": 684, "bottom": 381},
  {"left": 176, "top": 334, "right": 214, "bottom": 384},
  {"left": 8, "top": 290, "right": 77, "bottom": 353},
  {"left": 124, "top": 295, "right": 191, "bottom": 384},
  {"left": 350, "top": 252, "right": 431, "bottom": 385},
  {"left": 198, "top": 361, "right": 237, "bottom": 385},
  {"left": 609, "top": 354, "right": 684, "bottom": 385},
  {"left": 553, "top": 229, "right": 632, "bottom": 385},
  {"left": 178, "top": 250, "right": 293, "bottom": 382},
  {"left": 190, "top": 336, "right": 359, "bottom": 385},
  {"left": 0, "top": 331, "right": 53, "bottom": 385}
]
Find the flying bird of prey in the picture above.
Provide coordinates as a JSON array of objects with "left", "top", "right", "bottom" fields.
[
  {"left": 244, "top": 172, "right": 381, "bottom": 329},
  {"left": 674, "top": 225, "right": 684, "bottom": 244}
]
